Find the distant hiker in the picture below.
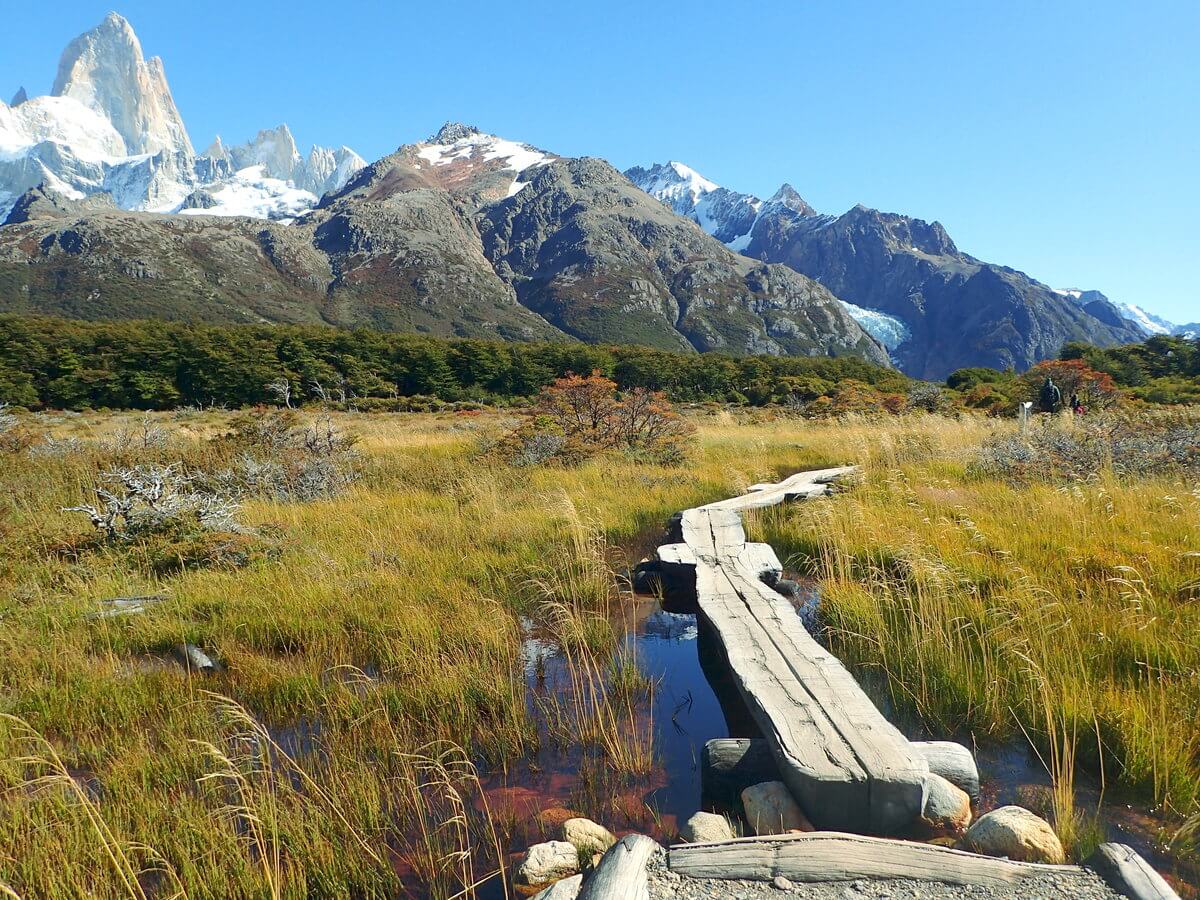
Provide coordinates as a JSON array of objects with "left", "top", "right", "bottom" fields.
[
  {"left": 1038, "top": 376, "right": 1063, "bottom": 414},
  {"left": 1070, "top": 392, "right": 1084, "bottom": 415}
]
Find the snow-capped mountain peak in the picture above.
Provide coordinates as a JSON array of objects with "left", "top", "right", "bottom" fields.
[
  {"left": 1054, "top": 288, "right": 1176, "bottom": 336},
  {"left": 51, "top": 12, "right": 192, "bottom": 157},
  {"left": 414, "top": 124, "right": 555, "bottom": 197},
  {"left": 625, "top": 159, "right": 763, "bottom": 247},
  {"left": 626, "top": 160, "right": 720, "bottom": 206},
  {"left": 0, "top": 14, "right": 366, "bottom": 224}
]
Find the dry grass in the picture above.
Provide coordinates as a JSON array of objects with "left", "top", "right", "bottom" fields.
[
  {"left": 756, "top": 413, "right": 1200, "bottom": 857},
  {"left": 3, "top": 406, "right": 1195, "bottom": 893},
  {"left": 0, "top": 407, "right": 838, "bottom": 897}
]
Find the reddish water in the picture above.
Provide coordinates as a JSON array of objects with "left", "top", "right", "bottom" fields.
[{"left": 473, "top": 578, "right": 1197, "bottom": 897}]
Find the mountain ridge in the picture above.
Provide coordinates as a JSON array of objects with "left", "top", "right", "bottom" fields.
[
  {"left": 0, "top": 14, "right": 1175, "bottom": 378},
  {"left": 627, "top": 159, "right": 1152, "bottom": 378}
]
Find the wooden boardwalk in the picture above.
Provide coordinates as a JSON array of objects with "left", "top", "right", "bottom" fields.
[{"left": 654, "top": 467, "right": 931, "bottom": 835}]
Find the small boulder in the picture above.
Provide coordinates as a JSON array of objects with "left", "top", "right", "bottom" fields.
[
  {"left": 559, "top": 817, "right": 615, "bottom": 855},
  {"left": 517, "top": 840, "right": 580, "bottom": 887},
  {"left": 740, "top": 781, "right": 813, "bottom": 835},
  {"left": 961, "top": 805, "right": 1064, "bottom": 864},
  {"left": 530, "top": 873, "right": 582, "bottom": 900},
  {"left": 912, "top": 740, "right": 980, "bottom": 802},
  {"left": 679, "top": 811, "right": 735, "bottom": 844},
  {"left": 919, "top": 773, "right": 972, "bottom": 837}
]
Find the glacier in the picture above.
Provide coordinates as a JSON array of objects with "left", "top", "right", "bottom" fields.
[{"left": 839, "top": 300, "right": 912, "bottom": 352}]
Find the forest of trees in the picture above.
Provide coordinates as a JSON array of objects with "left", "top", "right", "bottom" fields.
[
  {"left": 0, "top": 315, "right": 910, "bottom": 411},
  {"left": 3, "top": 315, "right": 1195, "bottom": 413}
]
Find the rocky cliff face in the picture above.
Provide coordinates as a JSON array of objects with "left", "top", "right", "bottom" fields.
[
  {"left": 0, "top": 124, "right": 888, "bottom": 366},
  {"left": 0, "top": 15, "right": 366, "bottom": 222},
  {"left": 480, "top": 157, "right": 886, "bottom": 361},
  {"left": 740, "top": 202, "right": 1144, "bottom": 378},
  {"left": 628, "top": 159, "right": 1147, "bottom": 377},
  {"left": 51, "top": 12, "right": 193, "bottom": 157}
]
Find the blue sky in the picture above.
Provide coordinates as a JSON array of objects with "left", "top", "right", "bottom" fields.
[{"left": 3, "top": 1, "right": 1197, "bottom": 322}]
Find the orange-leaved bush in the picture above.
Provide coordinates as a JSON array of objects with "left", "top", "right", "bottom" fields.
[
  {"left": 1022, "top": 359, "right": 1119, "bottom": 411},
  {"left": 503, "top": 372, "right": 694, "bottom": 466}
]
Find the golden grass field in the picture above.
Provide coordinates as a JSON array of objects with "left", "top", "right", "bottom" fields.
[{"left": 0, "top": 407, "right": 1196, "bottom": 897}]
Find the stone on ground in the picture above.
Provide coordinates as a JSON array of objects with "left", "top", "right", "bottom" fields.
[
  {"left": 773, "top": 874, "right": 795, "bottom": 890},
  {"left": 530, "top": 872, "right": 582, "bottom": 899},
  {"left": 919, "top": 772, "right": 973, "bottom": 837},
  {"left": 518, "top": 840, "right": 580, "bottom": 886},
  {"left": 559, "top": 817, "right": 616, "bottom": 855},
  {"left": 912, "top": 740, "right": 980, "bottom": 801},
  {"left": 741, "top": 781, "right": 814, "bottom": 835},
  {"left": 961, "top": 805, "right": 1065, "bottom": 864},
  {"left": 679, "top": 811, "right": 735, "bottom": 844}
]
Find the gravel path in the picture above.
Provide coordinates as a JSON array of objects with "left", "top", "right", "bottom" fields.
[{"left": 644, "top": 848, "right": 1122, "bottom": 900}]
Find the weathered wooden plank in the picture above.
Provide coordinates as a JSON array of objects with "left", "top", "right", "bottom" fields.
[
  {"left": 668, "top": 832, "right": 1085, "bottom": 888},
  {"left": 702, "top": 563, "right": 927, "bottom": 832},
  {"left": 667, "top": 466, "right": 931, "bottom": 834},
  {"left": 1086, "top": 843, "right": 1182, "bottom": 900},
  {"left": 577, "top": 833, "right": 657, "bottom": 900}
]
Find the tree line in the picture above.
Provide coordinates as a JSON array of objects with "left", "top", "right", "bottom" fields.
[{"left": 0, "top": 315, "right": 910, "bottom": 411}]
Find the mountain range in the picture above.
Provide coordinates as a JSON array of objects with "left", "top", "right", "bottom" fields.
[{"left": 1, "top": 14, "right": 1188, "bottom": 380}]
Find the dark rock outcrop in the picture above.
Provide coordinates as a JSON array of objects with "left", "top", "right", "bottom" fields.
[{"left": 741, "top": 201, "right": 1144, "bottom": 378}]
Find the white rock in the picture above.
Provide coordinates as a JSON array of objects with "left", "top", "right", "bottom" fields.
[
  {"left": 740, "top": 781, "right": 813, "bottom": 836},
  {"left": 962, "top": 805, "right": 1064, "bottom": 864},
  {"left": 679, "top": 811, "right": 735, "bottom": 844},
  {"left": 517, "top": 840, "right": 580, "bottom": 886},
  {"left": 919, "top": 772, "right": 972, "bottom": 836},
  {"left": 912, "top": 740, "right": 980, "bottom": 801},
  {"left": 52, "top": 13, "right": 193, "bottom": 156},
  {"left": 530, "top": 873, "right": 582, "bottom": 900},
  {"left": 559, "top": 817, "right": 616, "bottom": 855}
]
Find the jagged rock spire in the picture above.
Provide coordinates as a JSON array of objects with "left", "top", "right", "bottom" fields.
[
  {"left": 51, "top": 12, "right": 193, "bottom": 156},
  {"left": 10, "top": 86, "right": 28, "bottom": 106}
]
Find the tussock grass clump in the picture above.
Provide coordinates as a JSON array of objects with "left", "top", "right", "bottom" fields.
[{"left": 975, "top": 411, "right": 1200, "bottom": 481}]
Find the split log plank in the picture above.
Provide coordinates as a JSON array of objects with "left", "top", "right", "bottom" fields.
[
  {"left": 577, "top": 833, "right": 657, "bottom": 900},
  {"left": 669, "top": 832, "right": 1087, "bottom": 888},
  {"left": 666, "top": 466, "right": 928, "bottom": 834},
  {"left": 1086, "top": 843, "right": 1182, "bottom": 900}
]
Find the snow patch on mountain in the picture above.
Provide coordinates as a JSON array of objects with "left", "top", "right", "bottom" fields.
[
  {"left": 417, "top": 134, "right": 551, "bottom": 173},
  {"left": 1055, "top": 288, "right": 1175, "bottom": 336},
  {"left": 840, "top": 300, "right": 911, "bottom": 352},
  {"left": 415, "top": 125, "right": 555, "bottom": 197},
  {"left": 0, "top": 14, "right": 365, "bottom": 224},
  {"left": 177, "top": 166, "right": 317, "bottom": 221}
]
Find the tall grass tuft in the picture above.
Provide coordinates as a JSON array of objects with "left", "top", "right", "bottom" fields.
[{"left": 0, "top": 714, "right": 187, "bottom": 900}]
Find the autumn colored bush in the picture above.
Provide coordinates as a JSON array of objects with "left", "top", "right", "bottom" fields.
[
  {"left": 1021, "top": 359, "right": 1119, "bottom": 411},
  {"left": 503, "top": 372, "right": 694, "bottom": 465}
]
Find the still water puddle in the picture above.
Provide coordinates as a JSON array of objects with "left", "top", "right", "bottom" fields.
[{"left": 489, "top": 578, "right": 1196, "bottom": 896}]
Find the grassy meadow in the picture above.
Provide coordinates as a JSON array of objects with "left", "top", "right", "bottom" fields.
[{"left": 0, "top": 406, "right": 1196, "bottom": 896}]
